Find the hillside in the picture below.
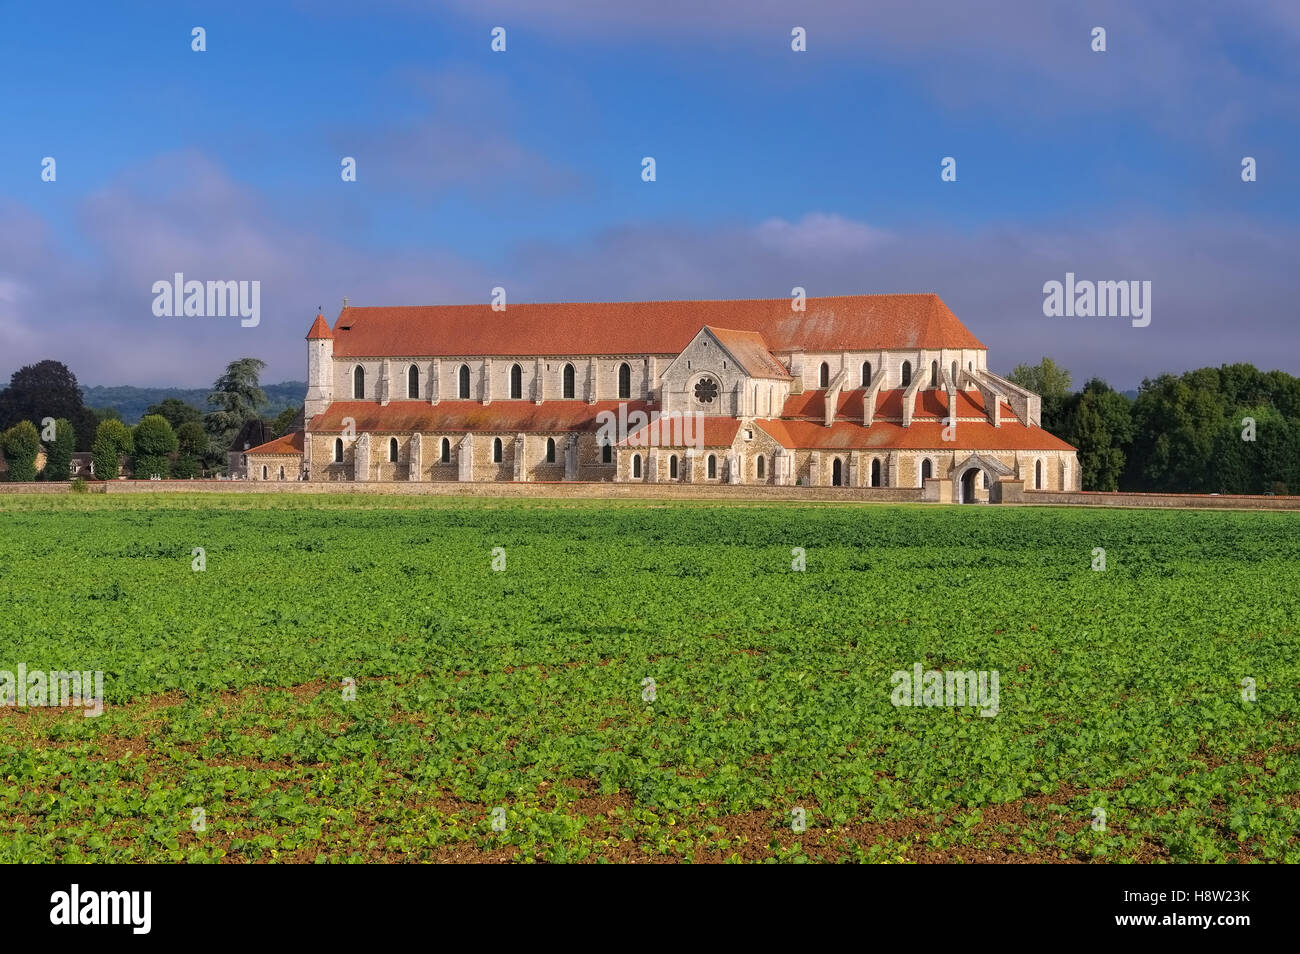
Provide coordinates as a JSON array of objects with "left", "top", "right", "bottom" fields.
[{"left": 82, "top": 382, "right": 306, "bottom": 424}]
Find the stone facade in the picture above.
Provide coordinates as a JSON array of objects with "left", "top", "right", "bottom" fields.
[{"left": 247, "top": 296, "right": 1079, "bottom": 502}]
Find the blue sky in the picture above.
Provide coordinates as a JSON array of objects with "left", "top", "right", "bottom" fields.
[{"left": 1, "top": 0, "right": 1298, "bottom": 390}]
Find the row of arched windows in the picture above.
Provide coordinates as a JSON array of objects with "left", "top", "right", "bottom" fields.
[
  {"left": 816, "top": 359, "right": 975, "bottom": 390},
  {"left": 325, "top": 439, "right": 1040, "bottom": 490},
  {"left": 330, "top": 436, "right": 562, "bottom": 466},
  {"left": 349, "top": 362, "right": 635, "bottom": 401},
  {"left": 628, "top": 453, "right": 721, "bottom": 481},
  {"left": 823, "top": 457, "right": 887, "bottom": 486},
  {"left": 353, "top": 358, "right": 981, "bottom": 402},
  {"left": 354, "top": 358, "right": 980, "bottom": 402}
]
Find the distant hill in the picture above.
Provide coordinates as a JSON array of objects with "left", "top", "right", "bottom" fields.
[{"left": 82, "top": 382, "right": 306, "bottom": 424}]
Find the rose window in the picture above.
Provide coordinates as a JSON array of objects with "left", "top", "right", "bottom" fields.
[{"left": 694, "top": 377, "right": 718, "bottom": 403}]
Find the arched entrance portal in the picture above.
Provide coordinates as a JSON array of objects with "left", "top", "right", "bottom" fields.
[{"left": 959, "top": 467, "right": 980, "bottom": 504}]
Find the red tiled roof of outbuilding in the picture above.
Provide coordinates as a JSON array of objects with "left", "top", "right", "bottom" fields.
[
  {"left": 324, "top": 294, "right": 986, "bottom": 358},
  {"left": 244, "top": 431, "right": 304, "bottom": 456}
]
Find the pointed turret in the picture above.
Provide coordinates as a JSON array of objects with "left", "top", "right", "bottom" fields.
[{"left": 305, "top": 313, "right": 335, "bottom": 420}]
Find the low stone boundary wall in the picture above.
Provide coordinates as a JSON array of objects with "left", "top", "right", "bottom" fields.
[
  {"left": 0, "top": 481, "right": 90, "bottom": 494},
  {"left": 6, "top": 481, "right": 1298, "bottom": 509},
  {"left": 0, "top": 479, "right": 925, "bottom": 504},
  {"left": 1022, "top": 490, "right": 1300, "bottom": 511}
]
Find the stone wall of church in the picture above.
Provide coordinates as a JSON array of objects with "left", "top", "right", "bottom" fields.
[
  {"left": 792, "top": 348, "right": 988, "bottom": 392},
  {"left": 333, "top": 355, "right": 668, "bottom": 404},
  {"left": 246, "top": 453, "right": 302, "bottom": 481}
]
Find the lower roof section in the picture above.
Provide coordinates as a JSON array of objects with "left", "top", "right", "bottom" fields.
[
  {"left": 755, "top": 418, "right": 1076, "bottom": 452},
  {"left": 243, "top": 431, "right": 304, "bottom": 456},
  {"left": 307, "top": 400, "right": 650, "bottom": 434},
  {"left": 299, "top": 400, "right": 1076, "bottom": 452}
]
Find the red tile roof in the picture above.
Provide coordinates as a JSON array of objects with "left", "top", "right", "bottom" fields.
[
  {"left": 307, "top": 400, "right": 649, "bottom": 434},
  {"left": 244, "top": 431, "right": 305, "bottom": 456},
  {"left": 324, "top": 294, "right": 985, "bottom": 358},
  {"left": 619, "top": 416, "right": 741, "bottom": 448},
  {"left": 754, "top": 418, "right": 1076, "bottom": 452},
  {"left": 781, "top": 388, "right": 1001, "bottom": 421},
  {"left": 705, "top": 327, "right": 791, "bottom": 379},
  {"left": 306, "top": 314, "right": 333, "bottom": 339}
]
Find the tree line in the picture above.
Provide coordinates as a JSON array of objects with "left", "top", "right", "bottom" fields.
[
  {"left": 1009, "top": 358, "right": 1300, "bottom": 494},
  {"left": 4, "top": 353, "right": 1297, "bottom": 492},
  {"left": 0, "top": 358, "right": 299, "bottom": 481}
]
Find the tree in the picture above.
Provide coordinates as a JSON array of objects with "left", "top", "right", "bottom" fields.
[
  {"left": 1009, "top": 357, "right": 1072, "bottom": 399},
  {"left": 1009, "top": 357, "right": 1073, "bottom": 433},
  {"left": 145, "top": 397, "right": 203, "bottom": 432},
  {"left": 1062, "top": 380, "right": 1133, "bottom": 491},
  {"left": 42, "top": 418, "right": 76, "bottom": 481},
  {"left": 91, "top": 419, "right": 133, "bottom": 480},
  {"left": 132, "top": 414, "right": 179, "bottom": 478},
  {"left": 0, "top": 360, "right": 100, "bottom": 452},
  {"left": 1124, "top": 373, "right": 1224, "bottom": 492},
  {"left": 173, "top": 420, "right": 208, "bottom": 478},
  {"left": 272, "top": 405, "right": 301, "bottom": 437},
  {"left": 1, "top": 420, "right": 41, "bottom": 481},
  {"left": 205, "top": 358, "right": 268, "bottom": 459},
  {"left": 176, "top": 420, "right": 208, "bottom": 457}
]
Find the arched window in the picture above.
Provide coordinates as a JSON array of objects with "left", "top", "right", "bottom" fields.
[
  {"left": 261, "top": 465, "right": 268, "bottom": 480},
  {"left": 862, "top": 362, "right": 872, "bottom": 387},
  {"left": 278, "top": 466, "right": 285, "bottom": 481},
  {"left": 618, "top": 362, "right": 631, "bottom": 399},
  {"left": 353, "top": 365, "right": 365, "bottom": 399},
  {"left": 871, "top": 458, "right": 881, "bottom": 487},
  {"left": 440, "top": 437, "right": 451, "bottom": 463},
  {"left": 707, "top": 454, "right": 717, "bottom": 479},
  {"left": 669, "top": 455, "right": 678, "bottom": 479},
  {"left": 982, "top": 471, "right": 989, "bottom": 490},
  {"left": 832, "top": 458, "right": 843, "bottom": 486},
  {"left": 333, "top": 439, "right": 343, "bottom": 463},
  {"left": 951, "top": 361, "right": 958, "bottom": 385},
  {"left": 930, "top": 360, "right": 938, "bottom": 388},
  {"left": 546, "top": 438, "right": 556, "bottom": 463},
  {"left": 601, "top": 441, "right": 612, "bottom": 464},
  {"left": 757, "top": 455, "right": 765, "bottom": 480},
  {"left": 819, "top": 362, "right": 830, "bottom": 388},
  {"left": 920, "top": 458, "right": 932, "bottom": 484},
  {"left": 492, "top": 437, "right": 502, "bottom": 463},
  {"left": 901, "top": 361, "right": 912, "bottom": 387},
  {"left": 632, "top": 454, "right": 642, "bottom": 479},
  {"left": 510, "top": 363, "right": 522, "bottom": 400},
  {"left": 407, "top": 365, "right": 420, "bottom": 399},
  {"left": 1035, "top": 459, "right": 1043, "bottom": 489},
  {"left": 388, "top": 437, "right": 398, "bottom": 462},
  {"left": 458, "top": 364, "right": 470, "bottom": 399},
  {"left": 562, "top": 363, "right": 575, "bottom": 399}
]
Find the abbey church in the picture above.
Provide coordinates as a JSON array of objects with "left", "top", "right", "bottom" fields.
[{"left": 244, "top": 294, "right": 1078, "bottom": 501}]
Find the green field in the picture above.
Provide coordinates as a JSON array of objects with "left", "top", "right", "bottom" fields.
[{"left": 1, "top": 493, "right": 1297, "bottom": 863}]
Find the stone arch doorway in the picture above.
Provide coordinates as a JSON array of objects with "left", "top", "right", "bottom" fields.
[
  {"left": 953, "top": 453, "right": 1012, "bottom": 504},
  {"left": 959, "top": 467, "right": 980, "bottom": 504}
]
